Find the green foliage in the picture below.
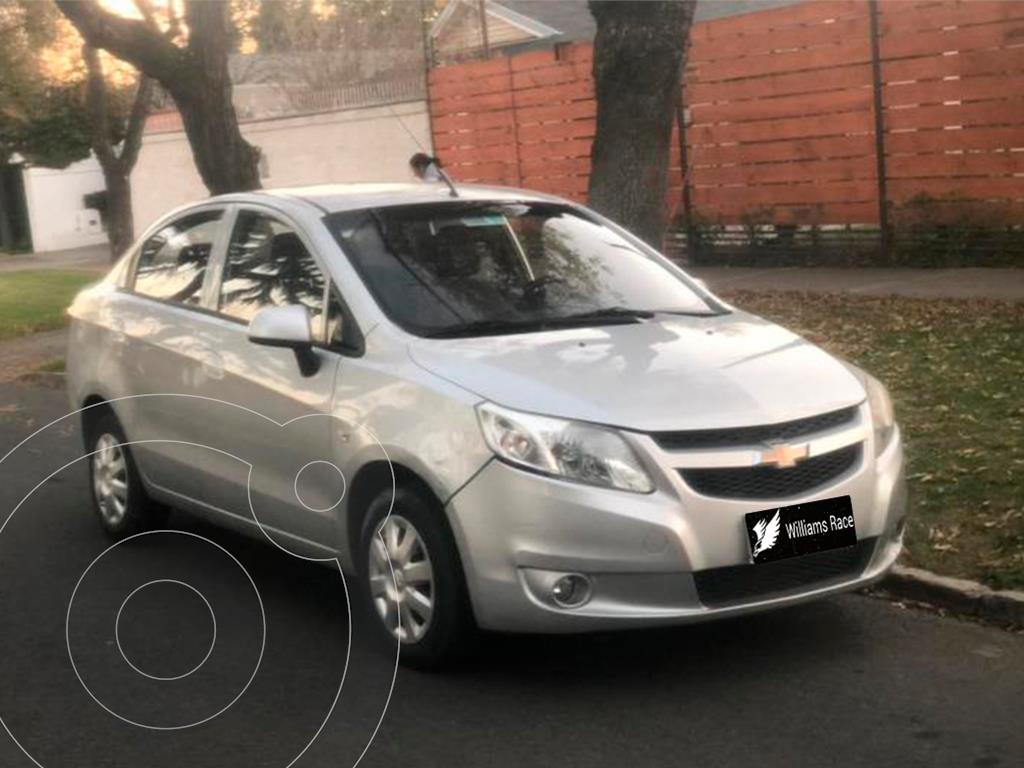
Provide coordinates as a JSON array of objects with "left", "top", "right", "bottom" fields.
[
  {"left": 245, "top": 0, "right": 425, "bottom": 53},
  {"left": 891, "top": 194, "right": 1024, "bottom": 268},
  {"left": 0, "top": 1, "right": 92, "bottom": 168},
  {"left": 684, "top": 216, "right": 880, "bottom": 268},
  {"left": 683, "top": 201, "right": 1024, "bottom": 269},
  {"left": 1, "top": 87, "right": 92, "bottom": 170}
]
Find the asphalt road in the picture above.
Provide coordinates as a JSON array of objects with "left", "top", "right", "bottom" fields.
[{"left": 0, "top": 379, "right": 1021, "bottom": 768}]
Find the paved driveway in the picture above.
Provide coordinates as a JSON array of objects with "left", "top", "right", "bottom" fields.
[{"left": 0, "top": 380, "right": 1021, "bottom": 768}]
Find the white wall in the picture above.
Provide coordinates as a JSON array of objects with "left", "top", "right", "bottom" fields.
[
  {"left": 23, "top": 155, "right": 109, "bottom": 253},
  {"left": 131, "top": 100, "right": 433, "bottom": 235}
]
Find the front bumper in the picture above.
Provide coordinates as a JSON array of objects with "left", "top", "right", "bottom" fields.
[{"left": 444, "top": 406, "right": 906, "bottom": 633}]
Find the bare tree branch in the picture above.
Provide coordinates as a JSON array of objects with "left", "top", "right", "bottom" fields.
[
  {"left": 83, "top": 44, "right": 116, "bottom": 169},
  {"left": 56, "top": 0, "right": 185, "bottom": 89},
  {"left": 118, "top": 72, "right": 153, "bottom": 172},
  {"left": 59, "top": 0, "right": 261, "bottom": 193},
  {"left": 131, "top": 0, "right": 160, "bottom": 32}
]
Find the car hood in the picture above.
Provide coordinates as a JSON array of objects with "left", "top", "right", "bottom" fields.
[{"left": 407, "top": 311, "right": 866, "bottom": 432}]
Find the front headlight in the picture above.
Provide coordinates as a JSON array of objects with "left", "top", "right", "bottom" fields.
[
  {"left": 863, "top": 372, "right": 896, "bottom": 455},
  {"left": 476, "top": 402, "right": 655, "bottom": 493}
]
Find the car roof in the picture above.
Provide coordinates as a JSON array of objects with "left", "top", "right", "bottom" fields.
[{"left": 214, "top": 182, "right": 568, "bottom": 214}]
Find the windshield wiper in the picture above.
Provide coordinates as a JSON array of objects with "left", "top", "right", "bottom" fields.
[
  {"left": 425, "top": 308, "right": 658, "bottom": 339},
  {"left": 654, "top": 308, "right": 729, "bottom": 317},
  {"left": 554, "top": 307, "right": 656, "bottom": 322}
]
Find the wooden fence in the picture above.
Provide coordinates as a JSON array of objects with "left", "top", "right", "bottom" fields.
[{"left": 428, "top": 0, "right": 1024, "bottom": 264}]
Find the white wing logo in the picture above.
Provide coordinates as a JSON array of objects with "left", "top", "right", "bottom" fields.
[{"left": 752, "top": 510, "right": 782, "bottom": 557}]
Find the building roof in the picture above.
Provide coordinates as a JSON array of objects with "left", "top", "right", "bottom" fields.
[
  {"left": 495, "top": 0, "right": 594, "bottom": 44},
  {"left": 432, "top": 0, "right": 803, "bottom": 56}
]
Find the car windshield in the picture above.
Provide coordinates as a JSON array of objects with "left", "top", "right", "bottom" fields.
[{"left": 324, "top": 201, "right": 722, "bottom": 338}]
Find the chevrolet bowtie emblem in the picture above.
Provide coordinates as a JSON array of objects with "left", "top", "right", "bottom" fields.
[{"left": 760, "top": 442, "right": 809, "bottom": 468}]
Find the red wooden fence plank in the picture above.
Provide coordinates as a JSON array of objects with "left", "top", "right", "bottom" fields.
[
  {"left": 434, "top": 125, "right": 516, "bottom": 151},
  {"left": 884, "top": 98, "right": 1024, "bottom": 131},
  {"left": 430, "top": 73, "right": 512, "bottom": 100},
  {"left": 686, "top": 64, "right": 871, "bottom": 104},
  {"left": 437, "top": 144, "right": 520, "bottom": 165},
  {"left": 689, "top": 111, "right": 872, "bottom": 145},
  {"left": 887, "top": 151, "right": 1024, "bottom": 178},
  {"left": 881, "top": 46, "right": 1024, "bottom": 82},
  {"left": 882, "top": 75, "right": 1024, "bottom": 107},
  {"left": 513, "top": 81, "right": 594, "bottom": 108},
  {"left": 431, "top": 91, "right": 515, "bottom": 115},
  {"left": 888, "top": 176, "right": 1024, "bottom": 201},
  {"left": 879, "top": 0, "right": 1024, "bottom": 35},
  {"left": 690, "top": 135, "right": 876, "bottom": 166},
  {"left": 689, "top": 39, "right": 872, "bottom": 83},
  {"left": 692, "top": 156, "right": 876, "bottom": 186},
  {"left": 516, "top": 138, "right": 593, "bottom": 161},
  {"left": 517, "top": 120, "right": 595, "bottom": 143},
  {"left": 885, "top": 126, "right": 1024, "bottom": 153},
  {"left": 432, "top": 109, "right": 515, "bottom": 134},
  {"left": 430, "top": 55, "right": 512, "bottom": 84},
  {"left": 691, "top": 88, "right": 871, "bottom": 125},
  {"left": 693, "top": 1, "right": 864, "bottom": 42},
  {"left": 689, "top": 15, "right": 870, "bottom": 64},
  {"left": 520, "top": 156, "right": 591, "bottom": 176},
  {"left": 881, "top": 19, "right": 1024, "bottom": 61},
  {"left": 697, "top": 201, "right": 879, "bottom": 224}
]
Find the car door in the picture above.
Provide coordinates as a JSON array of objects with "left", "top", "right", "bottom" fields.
[
  {"left": 185, "top": 204, "right": 347, "bottom": 552},
  {"left": 113, "top": 205, "right": 230, "bottom": 502}
]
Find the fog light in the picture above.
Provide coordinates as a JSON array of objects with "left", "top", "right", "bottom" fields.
[{"left": 550, "top": 574, "right": 592, "bottom": 608}]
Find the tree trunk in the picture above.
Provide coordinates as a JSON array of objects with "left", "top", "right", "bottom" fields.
[
  {"left": 57, "top": 0, "right": 261, "bottom": 196},
  {"left": 102, "top": 169, "right": 134, "bottom": 258},
  {"left": 0, "top": 171, "right": 12, "bottom": 251},
  {"left": 587, "top": 1, "right": 695, "bottom": 249},
  {"left": 171, "top": 0, "right": 260, "bottom": 193},
  {"left": 83, "top": 44, "right": 152, "bottom": 259},
  {"left": 166, "top": 72, "right": 260, "bottom": 194}
]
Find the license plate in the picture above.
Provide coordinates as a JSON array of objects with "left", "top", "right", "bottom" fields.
[{"left": 744, "top": 495, "right": 857, "bottom": 564}]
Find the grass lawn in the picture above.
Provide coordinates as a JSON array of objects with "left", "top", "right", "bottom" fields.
[
  {"left": 0, "top": 270, "right": 97, "bottom": 340},
  {"left": 727, "top": 291, "right": 1024, "bottom": 590}
]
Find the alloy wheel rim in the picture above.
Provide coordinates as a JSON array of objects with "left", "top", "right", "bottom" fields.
[
  {"left": 367, "top": 515, "right": 435, "bottom": 643},
  {"left": 93, "top": 433, "right": 128, "bottom": 526}
]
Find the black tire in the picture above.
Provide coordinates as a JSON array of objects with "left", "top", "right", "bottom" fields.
[
  {"left": 358, "top": 485, "right": 476, "bottom": 670},
  {"left": 85, "top": 407, "right": 168, "bottom": 540}
]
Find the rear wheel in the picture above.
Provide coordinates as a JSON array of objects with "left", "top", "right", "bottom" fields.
[
  {"left": 359, "top": 486, "right": 475, "bottom": 669},
  {"left": 87, "top": 408, "right": 168, "bottom": 539}
]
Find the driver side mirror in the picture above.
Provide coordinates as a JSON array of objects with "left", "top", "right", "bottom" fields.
[{"left": 247, "top": 305, "right": 320, "bottom": 376}]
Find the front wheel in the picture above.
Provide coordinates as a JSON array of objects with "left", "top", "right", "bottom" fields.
[{"left": 359, "top": 486, "right": 475, "bottom": 669}]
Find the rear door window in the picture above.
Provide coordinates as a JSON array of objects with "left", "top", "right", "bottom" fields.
[
  {"left": 218, "top": 210, "right": 331, "bottom": 341},
  {"left": 133, "top": 209, "right": 223, "bottom": 305}
]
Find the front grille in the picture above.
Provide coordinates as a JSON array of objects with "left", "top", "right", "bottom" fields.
[
  {"left": 680, "top": 444, "right": 861, "bottom": 500},
  {"left": 693, "top": 537, "right": 877, "bottom": 608},
  {"left": 651, "top": 406, "right": 858, "bottom": 451}
]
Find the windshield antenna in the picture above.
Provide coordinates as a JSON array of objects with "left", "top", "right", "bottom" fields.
[
  {"left": 387, "top": 103, "right": 461, "bottom": 198},
  {"left": 435, "top": 163, "right": 460, "bottom": 198}
]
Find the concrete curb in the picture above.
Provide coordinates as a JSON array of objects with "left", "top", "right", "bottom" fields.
[{"left": 874, "top": 565, "right": 1024, "bottom": 628}]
